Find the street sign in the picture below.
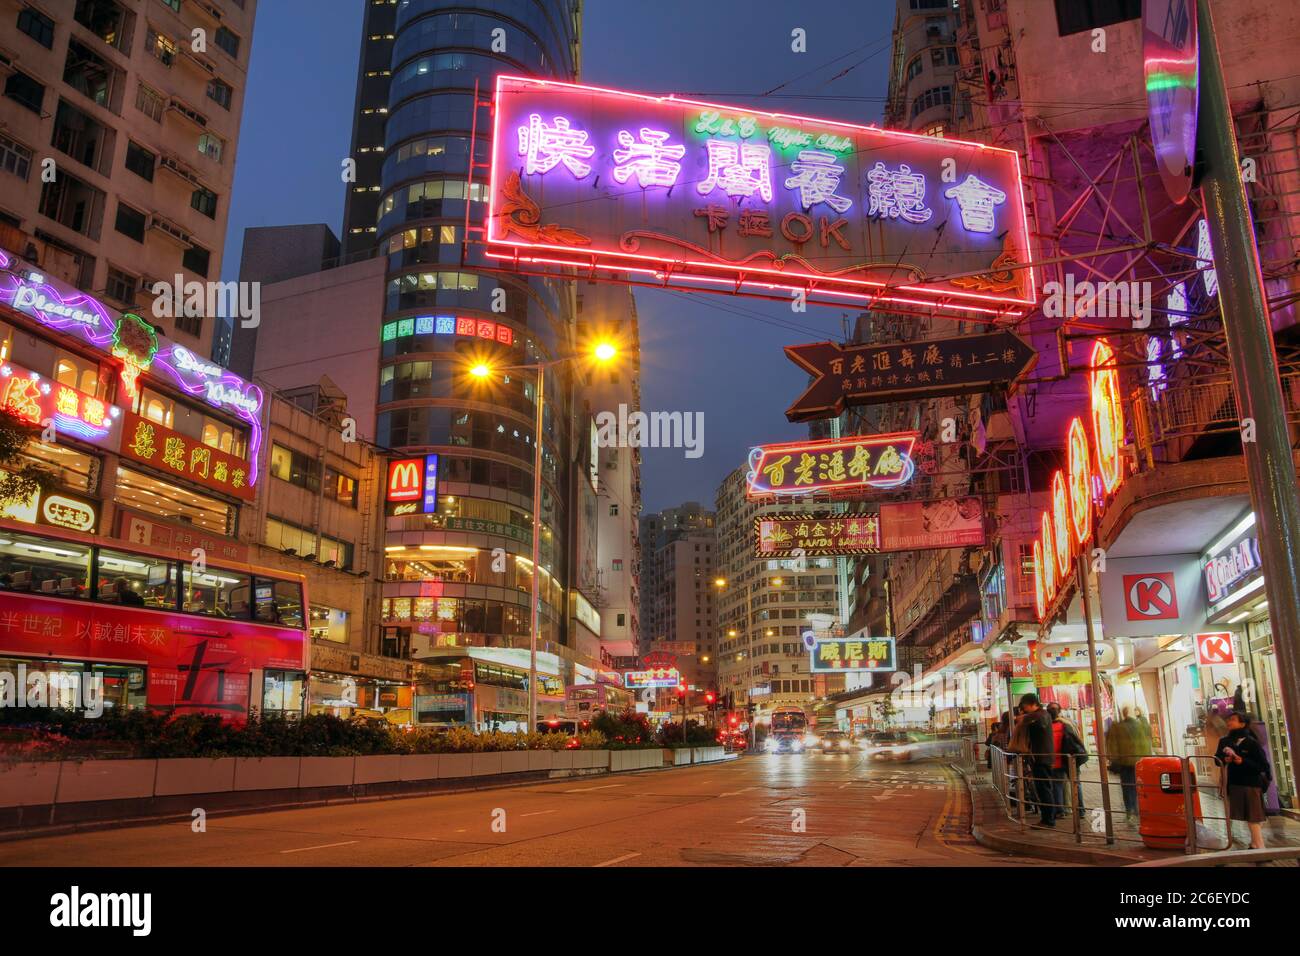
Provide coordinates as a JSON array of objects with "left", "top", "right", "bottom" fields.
[
  {"left": 1143, "top": 0, "right": 1199, "bottom": 204},
  {"left": 1195, "top": 632, "right": 1235, "bottom": 666},
  {"left": 755, "top": 513, "right": 880, "bottom": 558},
  {"left": 783, "top": 330, "right": 1037, "bottom": 421}
]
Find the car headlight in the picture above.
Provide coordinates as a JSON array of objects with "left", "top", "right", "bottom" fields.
[{"left": 805, "top": 735, "right": 819, "bottom": 747}]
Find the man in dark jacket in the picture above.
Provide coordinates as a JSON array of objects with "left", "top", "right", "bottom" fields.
[{"left": 1019, "top": 694, "right": 1058, "bottom": 826}]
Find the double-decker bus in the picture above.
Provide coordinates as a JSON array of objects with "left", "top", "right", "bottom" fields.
[
  {"left": 0, "top": 519, "right": 307, "bottom": 720},
  {"left": 561, "top": 680, "right": 633, "bottom": 719}
]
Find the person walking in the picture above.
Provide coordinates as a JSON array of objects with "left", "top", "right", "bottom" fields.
[
  {"left": 1106, "top": 707, "right": 1139, "bottom": 821},
  {"left": 1214, "top": 711, "right": 1271, "bottom": 850},
  {"left": 1018, "top": 694, "right": 1058, "bottom": 826}
]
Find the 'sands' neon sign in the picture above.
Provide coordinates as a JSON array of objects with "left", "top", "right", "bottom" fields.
[{"left": 1033, "top": 339, "right": 1127, "bottom": 622}]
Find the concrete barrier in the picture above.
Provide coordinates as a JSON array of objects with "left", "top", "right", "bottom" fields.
[
  {"left": 233, "top": 758, "right": 301, "bottom": 792},
  {"left": 300, "top": 756, "right": 356, "bottom": 788},
  {"left": 353, "top": 755, "right": 403, "bottom": 785},
  {"left": 691, "top": 746, "right": 725, "bottom": 764},
  {"left": 439, "top": 753, "right": 474, "bottom": 779},
  {"left": 56, "top": 760, "right": 156, "bottom": 803},
  {"left": 609, "top": 749, "right": 662, "bottom": 772},
  {"left": 398, "top": 754, "right": 441, "bottom": 783},
  {"left": 0, "top": 761, "right": 62, "bottom": 808},
  {"left": 155, "top": 758, "right": 235, "bottom": 796}
]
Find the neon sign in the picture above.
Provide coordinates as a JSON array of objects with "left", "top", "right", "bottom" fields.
[
  {"left": 110, "top": 312, "right": 158, "bottom": 400},
  {"left": 385, "top": 455, "right": 439, "bottom": 516},
  {"left": 488, "top": 76, "right": 1035, "bottom": 317},
  {"left": 810, "top": 636, "right": 895, "bottom": 673},
  {"left": 382, "top": 315, "right": 514, "bottom": 346},
  {"left": 0, "top": 363, "right": 120, "bottom": 447},
  {"left": 1032, "top": 338, "right": 1128, "bottom": 621},
  {"left": 745, "top": 433, "right": 917, "bottom": 498}
]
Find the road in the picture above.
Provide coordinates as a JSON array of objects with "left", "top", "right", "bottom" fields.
[{"left": 0, "top": 752, "right": 1043, "bottom": 866}]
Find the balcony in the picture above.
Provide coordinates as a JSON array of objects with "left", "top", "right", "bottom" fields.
[
  {"left": 166, "top": 96, "right": 209, "bottom": 129},
  {"left": 158, "top": 151, "right": 209, "bottom": 190},
  {"left": 147, "top": 212, "right": 193, "bottom": 248}
]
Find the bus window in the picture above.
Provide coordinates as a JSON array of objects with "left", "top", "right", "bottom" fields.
[
  {"left": 0, "top": 530, "right": 91, "bottom": 599},
  {"left": 183, "top": 565, "right": 251, "bottom": 617},
  {"left": 95, "top": 548, "right": 177, "bottom": 609},
  {"left": 252, "top": 578, "right": 304, "bottom": 628}
]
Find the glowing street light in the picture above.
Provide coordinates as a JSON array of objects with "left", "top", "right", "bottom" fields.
[{"left": 594, "top": 341, "right": 618, "bottom": 363}]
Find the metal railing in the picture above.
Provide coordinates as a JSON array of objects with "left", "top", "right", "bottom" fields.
[{"left": 983, "top": 746, "right": 1291, "bottom": 856}]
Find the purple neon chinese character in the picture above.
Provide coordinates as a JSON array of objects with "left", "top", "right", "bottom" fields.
[
  {"left": 697, "top": 139, "right": 773, "bottom": 202},
  {"left": 517, "top": 113, "right": 595, "bottom": 179},
  {"left": 866, "top": 161, "right": 932, "bottom": 224},
  {"left": 943, "top": 174, "right": 1007, "bottom": 233},
  {"left": 612, "top": 127, "right": 685, "bottom": 188},
  {"left": 784, "top": 149, "right": 852, "bottom": 213}
]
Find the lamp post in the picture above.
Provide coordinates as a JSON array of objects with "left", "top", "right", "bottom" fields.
[{"left": 469, "top": 340, "right": 617, "bottom": 733}]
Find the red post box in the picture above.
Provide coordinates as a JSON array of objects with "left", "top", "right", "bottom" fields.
[{"left": 1136, "top": 756, "right": 1202, "bottom": 849}]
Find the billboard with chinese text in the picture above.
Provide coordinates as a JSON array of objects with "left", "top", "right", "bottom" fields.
[
  {"left": 746, "top": 433, "right": 917, "bottom": 499},
  {"left": 487, "top": 77, "right": 1035, "bottom": 317},
  {"left": 810, "top": 636, "right": 896, "bottom": 673}
]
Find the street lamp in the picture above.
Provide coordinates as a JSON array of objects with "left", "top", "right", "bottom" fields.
[{"left": 466, "top": 339, "right": 618, "bottom": 732}]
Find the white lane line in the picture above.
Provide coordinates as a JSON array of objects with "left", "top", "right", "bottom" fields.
[
  {"left": 564, "top": 783, "right": 625, "bottom": 793},
  {"left": 735, "top": 816, "right": 757, "bottom": 824},
  {"left": 838, "top": 782, "right": 853, "bottom": 790},
  {"left": 521, "top": 809, "right": 558, "bottom": 818},
  {"left": 593, "top": 851, "right": 642, "bottom": 868},
  {"left": 718, "top": 786, "right": 757, "bottom": 797},
  {"left": 279, "top": 840, "right": 358, "bottom": 854}
]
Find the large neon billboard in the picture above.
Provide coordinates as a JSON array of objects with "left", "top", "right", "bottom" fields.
[
  {"left": 487, "top": 77, "right": 1036, "bottom": 317},
  {"left": 746, "top": 433, "right": 917, "bottom": 499}
]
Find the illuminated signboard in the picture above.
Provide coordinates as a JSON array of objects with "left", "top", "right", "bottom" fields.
[
  {"left": 0, "top": 474, "right": 100, "bottom": 533},
  {"left": 0, "top": 253, "right": 266, "bottom": 480},
  {"left": 624, "top": 667, "right": 680, "bottom": 689},
  {"left": 118, "top": 411, "right": 255, "bottom": 502},
  {"left": 1033, "top": 339, "right": 1126, "bottom": 621},
  {"left": 810, "top": 636, "right": 896, "bottom": 673},
  {"left": 381, "top": 315, "right": 514, "bottom": 347},
  {"left": 386, "top": 455, "right": 439, "bottom": 516},
  {"left": 756, "top": 513, "right": 880, "bottom": 558},
  {"left": 746, "top": 432, "right": 916, "bottom": 498},
  {"left": 487, "top": 76, "right": 1035, "bottom": 317},
  {"left": 0, "top": 362, "right": 122, "bottom": 448}
]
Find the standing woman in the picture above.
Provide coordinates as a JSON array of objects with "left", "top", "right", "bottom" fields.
[{"left": 1214, "top": 712, "right": 1272, "bottom": 850}]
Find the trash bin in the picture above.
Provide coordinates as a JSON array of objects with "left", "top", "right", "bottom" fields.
[{"left": 1136, "top": 756, "right": 1202, "bottom": 849}]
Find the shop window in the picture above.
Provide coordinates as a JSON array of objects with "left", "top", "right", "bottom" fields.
[
  {"left": 115, "top": 466, "right": 232, "bottom": 534},
  {"left": 54, "top": 352, "right": 101, "bottom": 396},
  {"left": 269, "top": 443, "right": 320, "bottom": 491},
  {"left": 16, "top": 441, "right": 95, "bottom": 492},
  {"left": 95, "top": 547, "right": 176, "bottom": 609},
  {"left": 309, "top": 605, "right": 348, "bottom": 643},
  {"left": 324, "top": 466, "right": 357, "bottom": 507},
  {"left": 0, "top": 531, "right": 91, "bottom": 598}
]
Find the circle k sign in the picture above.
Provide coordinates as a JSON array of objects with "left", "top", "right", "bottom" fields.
[
  {"left": 1195, "top": 632, "right": 1235, "bottom": 666},
  {"left": 1123, "top": 571, "right": 1180, "bottom": 620}
]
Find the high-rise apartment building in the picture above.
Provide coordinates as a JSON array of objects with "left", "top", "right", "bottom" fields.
[
  {"left": 639, "top": 502, "right": 716, "bottom": 689},
  {"left": 0, "top": 0, "right": 257, "bottom": 355}
]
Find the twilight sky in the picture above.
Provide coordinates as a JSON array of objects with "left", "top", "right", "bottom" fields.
[{"left": 223, "top": 0, "right": 897, "bottom": 513}]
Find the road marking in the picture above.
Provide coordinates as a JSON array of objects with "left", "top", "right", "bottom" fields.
[
  {"left": 279, "top": 840, "right": 358, "bottom": 854},
  {"left": 455, "top": 828, "right": 467, "bottom": 833},
  {"left": 564, "top": 784, "right": 625, "bottom": 793},
  {"left": 838, "top": 782, "right": 853, "bottom": 790},
  {"left": 521, "top": 809, "right": 558, "bottom": 818},
  {"left": 735, "top": 816, "right": 756, "bottom": 824},
  {"left": 593, "top": 852, "right": 641, "bottom": 868},
  {"left": 718, "top": 786, "right": 757, "bottom": 797}
]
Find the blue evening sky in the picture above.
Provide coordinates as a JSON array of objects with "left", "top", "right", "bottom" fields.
[{"left": 224, "top": 0, "right": 896, "bottom": 513}]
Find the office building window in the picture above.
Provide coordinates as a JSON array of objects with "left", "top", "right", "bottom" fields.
[
  {"left": 135, "top": 81, "right": 164, "bottom": 121},
  {"left": 1054, "top": 0, "right": 1141, "bottom": 36},
  {"left": 214, "top": 26, "right": 240, "bottom": 58},
  {"left": 124, "top": 140, "right": 155, "bottom": 181},
  {"left": 4, "top": 72, "right": 45, "bottom": 114},
  {"left": 114, "top": 202, "right": 146, "bottom": 242},
  {"left": 17, "top": 8, "right": 55, "bottom": 48},
  {"left": 0, "top": 134, "right": 32, "bottom": 181},
  {"left": 182, "top": 243, "right": 210, "bottom": 278}
]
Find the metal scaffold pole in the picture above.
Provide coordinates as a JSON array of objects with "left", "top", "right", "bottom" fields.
[{"left": 1197, "top": 0, "right": 1300, "bottom": 795}]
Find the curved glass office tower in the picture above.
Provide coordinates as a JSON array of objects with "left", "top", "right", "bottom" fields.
[{"left": 342, "top": 1, "right": 584, "bottom": 726}]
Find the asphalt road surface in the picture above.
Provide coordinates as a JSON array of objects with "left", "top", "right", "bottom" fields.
[{"left": 0, "top": 752, "right": 1044, "bottom": 866}]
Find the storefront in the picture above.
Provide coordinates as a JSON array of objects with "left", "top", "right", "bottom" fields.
[{"left": 305, "top": 642, "right": 417, "bottom": 724}]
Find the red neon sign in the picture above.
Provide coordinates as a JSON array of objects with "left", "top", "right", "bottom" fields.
[
  {"left": 745, "top": 433, "right": 917, "bottom": 498},
  {"left": 1033, "top": 338, "right": 1129, "bottom": 622},
  {"left": 487, "top": 76, "right": 1036, "bottom": 318}
]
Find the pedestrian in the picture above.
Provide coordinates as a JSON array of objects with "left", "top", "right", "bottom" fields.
[
  {"left": 1047, "top": 701, "right": 1088, "bottom": 817},
  {"left": 1135, "top": 707, "right": 1153, "bottom": 748},
  {"left": 1105, "top": 706, "right": 1148, "bottom": 821},
  {"left": 985, "top": 719, "right": 1004, "bottom": 769},
  {"left": 1017, "top": 694, "right": 1058, "bottom": 826},
  {"left": 1214, "top": 711, "right": 1271, "bottom": 850}
]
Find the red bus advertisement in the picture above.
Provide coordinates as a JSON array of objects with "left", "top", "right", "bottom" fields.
[{"left": 0, "top": 520, "right": 307, "bottom": 720}]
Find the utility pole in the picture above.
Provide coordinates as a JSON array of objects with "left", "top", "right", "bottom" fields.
[{"left": 1197, "top": 0, "right": 1300, "bottom": 795}]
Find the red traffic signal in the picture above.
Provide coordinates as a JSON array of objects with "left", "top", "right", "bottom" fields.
[
  {"left": 676, "top": 682, "right": 687, "bottom": 697},
  {"left": 729, "top": 713, "right": 740, "bottom": 727},
  {"left": 704, "top": 690, "right": 716, "bottom": 705}
]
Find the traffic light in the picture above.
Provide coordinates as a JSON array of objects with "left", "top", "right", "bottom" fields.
[
  {"left": 729, "top": 713, "right": 740, "bottom": 728},
  {"left": 676, "top": 681, "right": 687, "bottom": 699},
  {"left": 704, "top": 690, "right": 716, "bottom": 706}
]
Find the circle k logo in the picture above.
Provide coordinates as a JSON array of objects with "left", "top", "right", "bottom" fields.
[{"left": 1123, "top": 571, "right": 1180, "bottom": 620}]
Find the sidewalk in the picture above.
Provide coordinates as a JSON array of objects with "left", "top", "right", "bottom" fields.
[{"left": 956, "top": 763, "right": 1300, "bottom": 866}]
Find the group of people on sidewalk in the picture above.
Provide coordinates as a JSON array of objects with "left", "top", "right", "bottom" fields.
[{"left": 986, "top": 693, "right": 1273, "bottom": 849}]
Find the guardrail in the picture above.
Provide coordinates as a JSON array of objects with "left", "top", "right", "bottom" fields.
[{"left": 985, "top": 746, "right": 1290, "bottom": 857}]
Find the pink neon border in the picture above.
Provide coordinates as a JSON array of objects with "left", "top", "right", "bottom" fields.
[{"left": 486, "top": 75, "right": 1038, "bottom": 313}]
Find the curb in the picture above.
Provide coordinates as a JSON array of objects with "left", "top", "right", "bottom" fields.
[{"left": 952, "top": 763, "right": 1146, "bottom": 866}]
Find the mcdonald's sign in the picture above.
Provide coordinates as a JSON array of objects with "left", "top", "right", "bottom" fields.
[{"left": 386, "top": 455, "right": 439, "bottom": 515}]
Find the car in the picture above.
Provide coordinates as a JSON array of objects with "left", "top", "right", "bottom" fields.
[
  {"left": 818, "top": 730, "right": 856, "bottom": 754},
  {"left": 868, "top": 732, "right": 962, "bottom": 762}
]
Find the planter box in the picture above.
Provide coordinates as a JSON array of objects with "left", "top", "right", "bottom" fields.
[
  {"left": 498, "top": 751, "right": 531, "bottom": 775},
  {"left": 398, "top": 754, "right": 441, "bottom": 783},
  {"left": 154, "top": 758, "right": 235, "bottom": 796},
  {"left": 550, "top": 751, "right": 574, "bottom": 769},
  {"left": 56, "top": 759, "right": 156, "bottom": 803},
  {"left": 0, "top": 761, "right": 62, "bottom": 807},
  {"left": 439, "top": 753, "right": 474, "bottom": 779},
  {"left": 354, "top": 755, "right": 403, "bottom": 785},
  {"left": 665, "top": 748, "right": 692, "bottom": 766},
  {"left": 610, "top": 749, "right": 659, "bottom": 772},
  {"left": 299, "top": 756, "right": 355, "bottom": 789},
  {"left": 588, "top": 750, "right": 610, "bottom": 771},
  {"left": 691, "top": 747, "right": 724, "bottom": 764},
  {"left": 233, "top": 757, "right": 300, "bottom": 792},
  {"left": 471, "top": 753, "right": 503, "bottom": 776},
  {"left": 527, "top": 751, "right": 554, "bottom": 772}
]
